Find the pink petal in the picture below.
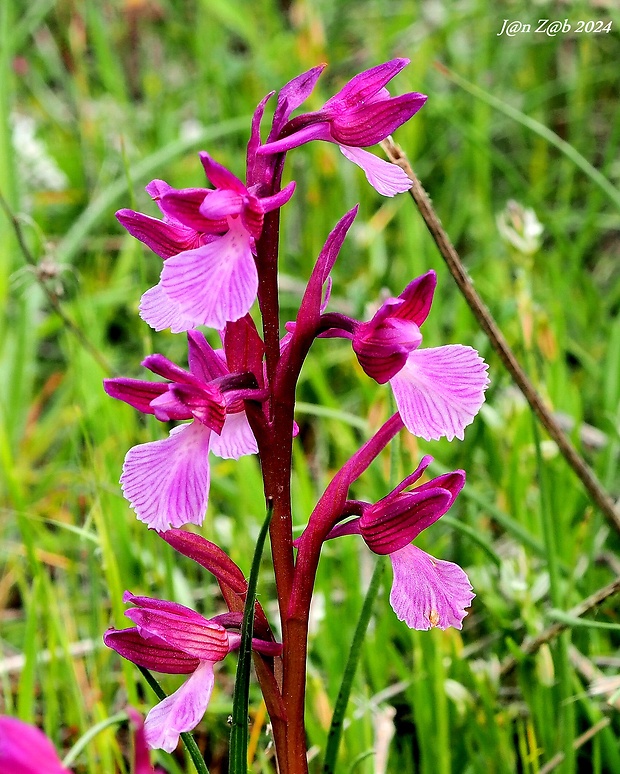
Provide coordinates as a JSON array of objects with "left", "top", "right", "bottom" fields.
[
  {"left": 271, "top": 64, "right": 326, "bottom": 136},
  {"left": 116, "top": 209, "right": 201, "bottom": 260},
  {"left": 104, "top": 628, "right": 199, "bottom": 674},
  {"left": 331, "top": 93, "right": 427, "bottom": 147},
  {"left": 144, "top": 661, "right": 215, "bottom": 753},
  {"left": 389, "top": 544, "right": 474, "bottom": 630},
  {"left": 160, "top": 530, "right": 247, "bottom": 593},
  {"left": 339, "top": 145, "right": 412, "bottom": 196},
  {"left": 120, "top": 422, "right": 212, "bottom": 531},
  {"left": 324, "top": 59, "right": 410, "bottom": 111},
  {"left": 199, "top": 152, "right": 246, "bottom": 194},
  {"left": 209, "top": 411, "right": 258, "bottom": 459},
  {"left": 390, "top": 345, "right": 489, "bottom": 441},
  {"left": 361, "top": 488, "right": 453, "bottom": 555},
  {"left": 123, "top": 595, "right": 230, "bottom": 661},
  {"left": 161, "top": 222, "right": 258, "bottom": 330},
  {"left": 0, "top": 717, "right": 70, "bottom": 774},
  {"left": 139, "top": 284, "right": 195, "bottom": 333},
  {"left": 393, "top": 271, "right": 437, "bottom": 327},
  {"left": 199, "top": 188, "right": 243, "bottom": 220},
  {"left": 103, "top": 377, "right": 168, "bottom": 415},
  {"left": 159, "top": 188, "right": 227, "bottom": 233},
  {"left": 187, "top": 331, "right": 228, "bottom": 382}
]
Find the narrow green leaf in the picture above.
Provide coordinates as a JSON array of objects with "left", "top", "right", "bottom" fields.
[
  {"left": 62, "top": 712, "right": 128, "bottom": 768},
  {"left": 441, "top": 65, "right": 620, "bottom": 212},
  {"left": 229, "top": 499, "right": 274, "bottom": 773},
  {"left": 548, "top": 610, "right": 620, "bottom": 632},
  {"left": 322, "top": 557, "right": 386, "bottom": 774}
]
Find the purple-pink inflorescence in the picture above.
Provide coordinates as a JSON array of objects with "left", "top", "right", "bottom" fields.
[{"left": 105, "top": 58, "right": 489, "bottom": 762}]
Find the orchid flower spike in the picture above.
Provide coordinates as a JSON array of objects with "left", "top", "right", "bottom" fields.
[
  {"left": 352, "top": 270, "right": 490, "bottom": 441},
  {"left": 117, "top": 154, "right": 295, "bottom": 332},
  {"left": 259, "top": 59, "right": 426, "bottom": 196},
  {"left": 104, "top": 330, "right": 259, "bottom": 530},
  {"left": 104, "top": 592, "right": 282, "bottom": 753},
  {"left": 325, "top": 456, "right": 474, "bottom": 630}
]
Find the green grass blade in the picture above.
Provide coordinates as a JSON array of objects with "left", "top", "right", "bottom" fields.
[
  {"left": 439, "top": 64, "right": 620, "bottom": 212},
  {"left": 229, "top": 500, "right": 274, "bottom": 773},
  {"left": 322, "top": 556, "right": 386, "bottom": 774},
  {"left": 62, "top": 711, "right": 128, "bottom": 768},
  {"left": 547, "top": 610, "right": 620, "bottom": 632}
]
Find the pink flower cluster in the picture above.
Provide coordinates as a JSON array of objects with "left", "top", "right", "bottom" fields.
[{"left": 98, "top": 59, "right": 489, "bottom": 760}]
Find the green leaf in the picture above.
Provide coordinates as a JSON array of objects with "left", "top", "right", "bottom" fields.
[
  {"left": 322, "top": 556, "right": 386, "bottom": 774},
  {"left": 229, "top": 499, "right": 274, "bottom": 773}
]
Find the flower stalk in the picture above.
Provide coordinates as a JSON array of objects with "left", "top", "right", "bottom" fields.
[{"left": 102, "top": 60, "right": 489, "bottom": 773}]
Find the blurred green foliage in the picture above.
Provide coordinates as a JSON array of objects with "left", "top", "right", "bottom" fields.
[{"left": 1, "top": 0, "right": 620, "bottom": 772}]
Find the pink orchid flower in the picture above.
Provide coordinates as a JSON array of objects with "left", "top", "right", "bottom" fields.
[
  {"left": 0, "top": 710, "right": 157, "bottom": 774},
  {"left": 352, "top": 270, "right": 490, "bottom": 441},
  {"left": 104, "top": 330, "right": 259, "bottom": 530},
  {"left": 325, "top": 456, "right": 474, "bottom": 630},
  {"left": 104, "top": 592, "right": 282, "bottom": 753},
  {"left": 117, "top": 153, "right": 294, "bottom": 331},
  {"left": 259, "top": 59, "right": 426, "bottom": 196}
]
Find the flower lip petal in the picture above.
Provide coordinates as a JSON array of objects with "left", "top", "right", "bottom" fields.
[
  {"left": 390, "top": 344, "right": 489, "bottom": 441},
  {"left": 144, "top": 661, "right": 215, "bottom": 753},
  {"left": 120, "top": 422, "right": 212, "bottom": 531},
  {"left": 389, "top": 544, "right": 474, "bottom": 630},
  {"left": 160, "top": 223, "right": 258, "bottom": 330},
  {"left": 339, "top": 145, "right": 413, "bottom": 196}
]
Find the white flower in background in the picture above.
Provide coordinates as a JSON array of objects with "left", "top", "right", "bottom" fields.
[
  {"left": 497, "top": 199, "right": 543, "bottom": 255},
  {"left": 11, "top": 112, "right": 68, "bottom": 192}
]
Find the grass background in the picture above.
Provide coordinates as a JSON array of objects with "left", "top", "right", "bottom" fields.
[{"left": 1, "top": 0, "right": 620, "bottom": 772}]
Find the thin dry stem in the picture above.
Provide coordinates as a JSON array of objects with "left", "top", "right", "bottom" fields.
[
  {"left": 499, "top": 576, "right": 620, "bottom": 677},
  {"left": 0, "top": 191, "right": 113, "bottom": 375}
]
